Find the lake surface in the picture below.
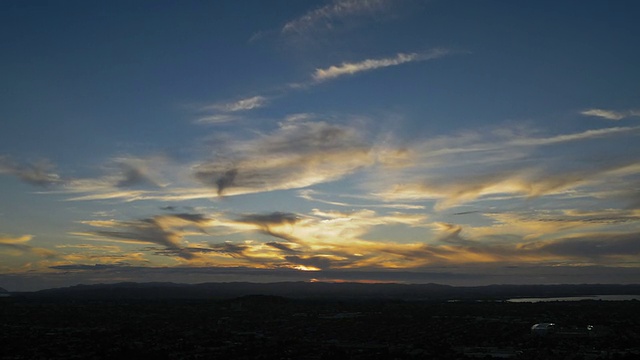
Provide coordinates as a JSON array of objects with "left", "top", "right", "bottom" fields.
[{"left": 507, "top": 295, "right": 640, "bottom": 303}]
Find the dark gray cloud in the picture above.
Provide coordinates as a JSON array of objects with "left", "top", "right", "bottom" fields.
[
  {"left": 172, "top": 213, "right": 210, "bottom": 223},
  {"left": 0, "top": 156, "right": 64, "bottom": 187},
  {"left": 92, "top": 221, "right": 178, "bottom": 249},
  {"left": 266, "top": 242, "right": 299, "bottom": 253},
  {"left": 284, "top": 255, "right": 333, "bottom": 270},
  {"left": 535, "top": 215, "right": 640, "bottom": 225},
  {"left": 81, "top": 214, "right": 210, "bottom": 260},
  {"left": 534, "top": 232, "right": 640, "bottom": 258},
  {"left": 436, "top": 223, "right": 477, "bottom": 246},
  {"left": 452, "top": 211, "right": 481, "bottom": 216},
  {"left": 209, "top": 242, "right": 250, "bottom": 257},
  {"left": 214, "top": 168, "right": 238, "bottom": 196},
  {"left": 115, "top": 163, "right": 159, "bottom": 188},
  {"left": 236, "top": 212, "right": 300, "bottom": 226},
  {"left": 144, "top": 247, "right": 201, "bottom": 260},
  {"left": 235, "top": 212, "right": 301, "bottom": 243}
]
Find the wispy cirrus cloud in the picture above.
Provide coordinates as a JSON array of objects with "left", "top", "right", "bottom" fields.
[
  {"left": 464, "top": 209, "right": 640, "bottom": 245},
  {"left": 370, "top": 125, "right": 640, "bottom": 209},
  {"left": 0, "top": 234, "right": 33, "bottom": 247},
  {"left": 581, "top": 108, "right": 640, "bottom": 121},
  {"left": 75, "top": 213, "right": 213, "bottom": 260},
  {"left": 203, "top": 95, "right": 268, "bottom": 112},
  {"left": 39, "top": 204, "right": 640, "bottom": 281},
  {"left": 0, "top": 234, "right": 56, "bottom": 258},
  {"left": 313, "top": 49, "right": 450, "bottom": 82},
  {"left": 50, "top": 156, "right": 221, "bottom": 203},
  {"left": 0, "top": 155, "right": 175, "bottom": 202},
  {"left": 5, "top": 138, "right": 358, "bottom": 203},
  {"left": 195, "top": 48, "right": 450, "bottom": 123},
  {"left": 0, "top": 156, "right": 63, "bottom": 187},
  {"left": 281, "top": 0, "right": 393, "bottom": 35},
  {"left": 193, "top": 114, "right": 240, "bottom": 124},
  {"left": 193, "top": 119, "right": 374, "bottom": 196},
  {"left": 234, "top": 212, "right": 302, "bottom": 243},
  {"left": 298, "top": 189, "right": 425, "bottom": 210},
  {"left": 508, "top": 126, "right": 640, "bottom": 146},
  {"left": 378, "top": 160, "right": 640, "bottom": 210},
  {"left": 530, "top": 231, "right": 640, "bottom": 259},
  {"left": 194, "top": 96, "right": 269, "bottom": 126}
]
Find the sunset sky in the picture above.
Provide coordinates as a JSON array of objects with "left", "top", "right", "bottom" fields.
[{"left": 2, "top": 0, "right": 640, "bottom": 291}]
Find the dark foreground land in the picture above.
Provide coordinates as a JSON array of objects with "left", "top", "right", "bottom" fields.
[{"left": 2, "top": 295, "right": 640, "bottom": 360}]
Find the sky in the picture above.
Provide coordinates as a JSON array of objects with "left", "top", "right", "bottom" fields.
[{"left": 1, "top": 0, "right": 640, "bottom": 291}]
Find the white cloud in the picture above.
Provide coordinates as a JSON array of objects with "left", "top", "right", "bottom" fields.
[
  {"left": 313, "top": 49, "right": 449, "bottom": 82},
  {"left": 284, "top": 113, "right": 316, "bottom": 122},
  {"left": 193, "top": 120, "right": 375, "bottom": 196},
  {"left": 298, "top": 189, "right": 426, "bottom": 210},
  {"left": 194, "top": 114, "right": 240, "bottom": 124},
  {"left": 581, "top": 108, "right": 640, "bottom": 121},
  {"left": 205, "top": 96, "right": 268, "bottom": 112},
  {"left": 282, "top": 0, "right": 392, "bottom": 34},
  {"left": 369, "top": 125, "right": 640, "bottom": 209},
  {"left": 509, "top": 126, "right": 640, "bottom": 146}
]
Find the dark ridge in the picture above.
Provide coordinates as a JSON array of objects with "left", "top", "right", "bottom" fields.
[{"left": 12, "top": 282, "right": 640, "bottom": 301}]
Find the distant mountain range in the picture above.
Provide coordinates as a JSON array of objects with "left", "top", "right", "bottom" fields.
[{"left": 8, "top": 282, "right": 640, "bottom": 301}]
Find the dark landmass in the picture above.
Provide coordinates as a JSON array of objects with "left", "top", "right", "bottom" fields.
[
  {"left": 2, "top": 293, "right": 640, "bottom": 359},
  {"left": 3, "top": 283, "right": 640, "bottom": 359},
  {"left": 9, "top": 281, "right": 640, "bottom": 301}
]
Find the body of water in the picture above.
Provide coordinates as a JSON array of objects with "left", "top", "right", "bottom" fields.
[{"left": 507, "top": 295, "right": 640, "bottom": 303}]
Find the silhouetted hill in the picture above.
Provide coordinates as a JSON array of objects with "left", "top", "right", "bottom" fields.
[{"left": 15, "top": 282, "right": 640, "bottom": 301}]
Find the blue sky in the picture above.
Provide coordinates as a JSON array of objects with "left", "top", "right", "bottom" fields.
[{"left": 1, "top": 0, "right": 640, "bottom": 291}]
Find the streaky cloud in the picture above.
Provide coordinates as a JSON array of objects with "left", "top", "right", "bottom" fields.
[
  {"left": 235, "top": 211, "right": 302, "bottom": 243},
  {"left": 204, "top": 95, "right": 268, "bottom": 112},
  {"left": 0, "top": 234, "right": 32, "bottom": 245},
  {"left": 526, "top": 232, "right": 640, "bottom": 258},
  {"left": 379, "top": 159, "right": 640, "bottom": 210},
  {"left": 193, "top": 120, "right": 374, "bottom": 196},
  {"left": 313, "top": 49, "right": 450, "bottom": 82},
  {"left": 509, "top": 126, "right": 640, "bottom": 146},
  {"left": 0, "top": 156, "right": 63, "bottom": 187},
  {"left": 0, "top": 234, "right": 56, "bottom": 258},
  {"left": 235, "top": 212, "right": 300, "bottom": 227},
  {"left": 284, "top": 255, "right": 331, "bottom": 270},
  {"left": 194, "top": 114, "right": 240, "bottom": 124},
  {"left": 298, "top": 189, "right": 425, "bottom": 210},
  {"left": 266, "top": 242, "right": 299, "bottom": 254},
  {"left": 115, "top": 162, "right": 161, "bottom": 189},
  {"left": 77, "top": 213, "right": 213, "bottom": 261},
  {"left": 581, "top": 108, "right": 640, "bottom": 121},
  {"left": 370, "top": 124, "right": 640, "bottom": 209},
  {"left": 282, "top": 0, "right": 392, "bottom": 35}
]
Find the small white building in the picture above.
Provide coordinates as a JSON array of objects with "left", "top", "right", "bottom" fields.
[{"left": 531, "top": 323, "right": 556, "bottom": 336}]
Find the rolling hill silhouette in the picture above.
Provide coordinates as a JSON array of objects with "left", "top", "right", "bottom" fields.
[{"left": 13, "top": 282, "right": 640, "bottom": 301}]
